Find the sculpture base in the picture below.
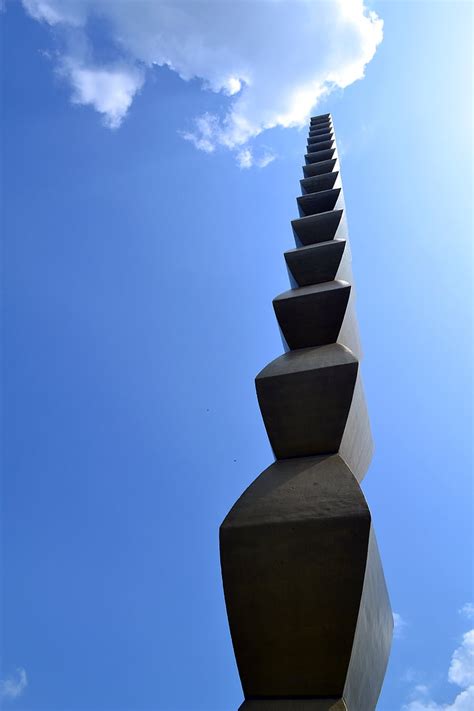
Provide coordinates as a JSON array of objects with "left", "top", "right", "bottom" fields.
[
  {"left": 221, "top": 455, "right": 392, "bottom": 711},
  {"left": 239, "top": 700, "right": 346, "bottom": 710}
]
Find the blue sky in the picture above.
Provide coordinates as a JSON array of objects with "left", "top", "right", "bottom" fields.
[{"left": 1, "top": 1, "right": 473, "bottom": 710}]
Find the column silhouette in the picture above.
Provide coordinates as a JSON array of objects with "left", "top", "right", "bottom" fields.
[{"left": 220, "top": 114, "right": 393, "bottom": 711}]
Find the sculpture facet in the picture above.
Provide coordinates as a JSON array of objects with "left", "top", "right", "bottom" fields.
[
  {"left": 273, "top": 281, "right": 352, "bottom": 350},
  {"left": 220, "top": 113, "right": 392, "bottom": 710},
  {"left": 255, "top": 344, "right": 359, "bottom": 460},
  {"left": 284, "top": 240, "right": 346, "bottom": 287},
  {"left": 303, "top": 158, "right": 338, "bottom": 178},
  {"left": 300, "top": 172, "right": 339, "bottom": 194}
]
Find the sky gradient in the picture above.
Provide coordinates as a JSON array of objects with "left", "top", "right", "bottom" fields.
[{"left": 2, "top": 2, "right": 473, "bottom": 710}]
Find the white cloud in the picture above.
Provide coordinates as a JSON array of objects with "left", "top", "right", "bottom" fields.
[
  {"left": 402, "top": 628, "right": 474, "bottom": 711},
  {"left": 394, "top": 611, "right": 408, "bottom": 639},
  {"left": 448, "top": 630, "right": 474, "bottom": 687},
  {"left": 21, "top": 0, "right": 383, "bottom": 164},
  {"left": 0, "top": 668, "right": 28, "bottom": 700},
  {"left": 62, "top": 61, "right": 145, "bottom": 129},
  {"left": 459, "top": 603, "right": 474, "bottom": 620}
]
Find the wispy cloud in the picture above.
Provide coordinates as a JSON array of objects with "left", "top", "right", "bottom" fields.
[
  {"left": 403, "top": 688, "right": 474, "bottom": 711},
  {"left": 459, "top": 603, "right": 474, "bottom": 621},
  {"left": 21, "top": 0, "right": 383, "bottom": 166},
  {"left": 402, "top": 668, "right": 423, "bottom": 684},
  {"left": 236, "top": 148, "right": 254, "bottom": 170},
  {"left": 402, "top": 626, "right": 474, "bottom": 711},
  {"left": 235, "top": 148, "right": 276, "bottom": 170},
  {"left": 394, "top": 612, "right": 408, "bottom": 639},
  {"left": 0, "top": 668, "right": 28, "bottom": 700}
]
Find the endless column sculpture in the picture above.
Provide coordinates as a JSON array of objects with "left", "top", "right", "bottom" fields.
[{"left": 220, "top": 114, "right": 393, "bottom": 711}]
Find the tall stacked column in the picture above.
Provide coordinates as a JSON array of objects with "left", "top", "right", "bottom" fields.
[{"left": 220, "top": 114, "right": 393, "bottom": 711}]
